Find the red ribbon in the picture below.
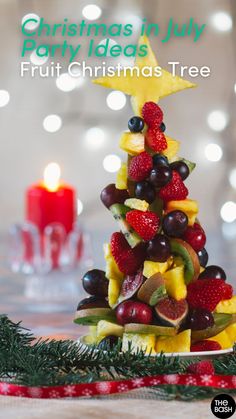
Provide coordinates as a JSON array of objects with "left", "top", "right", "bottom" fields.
[{"left": 0, "top": 374, "right": 236, "bottom": 398}]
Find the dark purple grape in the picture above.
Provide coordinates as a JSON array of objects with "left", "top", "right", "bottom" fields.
[
  {"left": 152, "top": 154, "right": 169, "bottom": 167},
  {"left": 134, "top": 181, "right": 156, "bottom": 204},
  {"left": 149, "top": 166, "right": 172, "bottom": 188},
  {"left": 128, "top": 116, "right": 144, "bottom": 132},
  {"left": 160, "top": 122, "right": 166, "bottom": 132},
  {"left": 199, "top": 265, "right": 226, "bottom": 281},
  {"left": 170, "top": 161, "right": 189, "bottom": 181},
  {"left": 100, "top": 184, "right": 129, "bottom": 209},
  {"left": 162, "top": 211, "right": 188, "bottom": 237},
  {"left": 186, "top": 308, "right": 214, "bottom": 330},
  {"left": 197, "top": 248, "right": 209, "bottom": 267},
  {"left": 98, "top": 335, "right": 119, "bottom": 350},
  {"left": 147, "top": 234, "right": 171, "bottom": 262},
  {"left": 77, "top": 296, "right": 109, "bottom": 311},
  {"left": 82, "top": 269, "right": 109, "bottom": 297}
]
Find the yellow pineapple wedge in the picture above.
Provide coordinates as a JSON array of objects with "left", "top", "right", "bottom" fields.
[
  {"left": 156, "top": 329, "right": 191, "bottom": 353},
  {"left": 163, "top": 265, "right": 187, "bottom": 300},
  {"left": 116, "top": 163, "right": 128, "bottom": 190},
  {"left": 104, "top": 243, "right": 124, "bottom": 307},
  {"left": 108, "top": 279, "right": 123, "bottom": 307},
  {"left": 166, "top": 199, "right": 199, "bottom": 226},
  {"left": 84, "top": 326, "right": 97, "bottom": 344},
  {"left": 124, "top": 198, "right": 149, "bottom": 212},
  {"left": 104, "top": 243, "right": 124, "bottom": 281},
  {"left": 119, "top": 132, "right": 145, "bottom": 155},
  {"left": 215, "top": 296, "right": 236, "bottom": 314},
  {"left": 207, "top": 330, "right": 232, "bottom": 349},
  {"left": 97, "top": 320, "right": 124, "bottom": 339},
  {"left": 162, "top": 137, "right": 180, "bottom": 160},
  {"left": 122, "top": 333, "right": 156, "bottom": 354},
  {"left": 143, "top": 260, "right": 170, "bottom": 278},
  {"left": 225, "top": 323, "right": 236, "bottom": 346}
]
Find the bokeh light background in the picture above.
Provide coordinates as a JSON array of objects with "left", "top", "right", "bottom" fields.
[{"left": 0, "top": 0, "right": 236, "bottom": 280}]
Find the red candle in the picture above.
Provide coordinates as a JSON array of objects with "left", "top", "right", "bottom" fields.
[{"left": 26, "top": 163, "right": 76, "bottom": 234}]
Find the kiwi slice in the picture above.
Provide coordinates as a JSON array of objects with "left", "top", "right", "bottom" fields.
[
  {"left": 137, "top": 273, "right": 167, "bottom": 306},
  {"left": 124, "top": 323, "right": 177, "bottom": 336},
  {"left": 110, "top": 203, "right": 141, "bottom": 248},
  {"left": 191, "top": 313, "right": 236, "bottom": 342},
  {"left": 170, "top": 239, "right": 200, "bottom": 284},
  {"left": 74, "top": 308, "right": 116, "bottom": 326}
]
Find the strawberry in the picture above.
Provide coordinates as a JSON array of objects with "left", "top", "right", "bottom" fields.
[
  {"left": 187, "top": 360, "right": 215, "bottom": 375},
  {"left": 110, "top": 232, "right": 146, "bottom": 275},
  {"left": 126, "top": 210, "right": 160, "bottom": 241},
  {"left": 128, "top": 151, "right": 153, "bottom": 181},
  {"left": 191, "top": 340, "right": 221, "bottom": 352},
  {"left": 142, "top": 102, "right": 163, "bottom": 126},
  {"left": 187, "top": 279, "right": 233, "bottom": 311},
  {"left": 145, "top": 127, "right": 167, "bottom": 152},
  {"left": 159, "top": 171, "right": 188, "bottom": 202}
]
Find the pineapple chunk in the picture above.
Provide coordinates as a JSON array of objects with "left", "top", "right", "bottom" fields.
[
  {"left": 163, "top": 265, "right": 187, "bottom": 300},
  {"left": 200, "top": 266, "right": 205, "bottom": 273},
  {"left": 124, "top": 198, "right": 149, "bottom": 212},
  {"left": 162, "top": 137, "right": 180, "bottom": 160},
  {"left": 143, "top": 260, "right": 169, "bottom": 278},
  {"left": 122, "top": 333, "right": 156, "bottom": 354},
  {"left": 116, "top": 163, "right": 128, "bottom": 190},
  {"left": 225, "top": 323, "right": 236, "bottom": 346},
  {"left": 104, "top": 243, "right": 124, "bottom": 281},
  {"left": 166, "top": 199, "right": 198, "bottom": 226},
  {"left": 215, "top": 296, "right": 236, "bottom": 314},
  {"left": 84, "top": 325, "right": 97, "bottom": 344},
  {"left": 119, "top": 132, "right": 145, "bottom": 155},
  {"left": 97, "top": 320, "right": 123, "bottom": 339},
  {"left": 104, "top": 243, "right": 124, "bottom": 307},
  {"left": 207, "top": 330, "right": 232, "bottom": 349},
  {"left": 156, "top": 329, "right": 191, "bottom": 353},
  {"left": 108, "top": 278, "right": 123, "bottom": 307}
]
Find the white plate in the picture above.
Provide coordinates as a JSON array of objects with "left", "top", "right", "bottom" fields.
[{"left": 77, "top": 335, "right": 233, "bottom": 359}]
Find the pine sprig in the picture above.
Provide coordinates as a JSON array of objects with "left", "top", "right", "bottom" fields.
[{"left": 0, "top": 315, "right": 236, "bottom": 401}]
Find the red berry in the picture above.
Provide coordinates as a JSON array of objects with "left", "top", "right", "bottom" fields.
[
  {"left": 126, "top": 210, "right": 160, "bottom": 241},
  {"left": 145, "top": 127, "right": 167, "bottom": 152},
  {"left": 183, "top": 223, "right": 206, "bottom": 251},
  {"left": 116, "top": 300, "right": 153, "bottom": 325},
  {"left": 187, "top": 278, "right": 233, "bottom": 311},
  {"left": 142, "top": 102, "right": 163, "bottom": 127},
  {"left": 187, "top": 360, "right": 215, "bottom": 375},
  {"left": 190, "top": 340, "right": 221, "bottom": 352},
  {"left": 128, "top": 151, "right": 153, "bottom": 182},
  {"left": 159, "top": 171, "right": 189, "bottom": 202},
  {"left": 110, "top": 232, "right": 146, "bottom": 275}
]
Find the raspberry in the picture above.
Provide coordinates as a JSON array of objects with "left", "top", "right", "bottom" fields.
[
  {"left": 110, "top": 232, "right": 146, "bottom": 275},
  {"left": 126, "top": 210, "right": 160, "bottom": 241},
  {"left": 187, "top": 360, "right": 215, "bottom": 375},
  {"left": 159, "top": 171, "right": 188, "bottom": 202},
  {"left": 187, "top": 278, "right": 233, "bottom": 311},
  {"left": 128, "top": 151, "right": 153, "bottom": 181},
  {"left": 142, "top": 102, "right": 163, "bottom": 126},
  {"left": 145, "top": 128, "right": 167, "bottom": 152},
  {"left": 190, "top": 340, "right": 222, "bottom": 352}
]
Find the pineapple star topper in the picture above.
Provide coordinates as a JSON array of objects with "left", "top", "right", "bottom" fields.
[{"left": 93, "top": 34, "right": 196, "bottom": 114}]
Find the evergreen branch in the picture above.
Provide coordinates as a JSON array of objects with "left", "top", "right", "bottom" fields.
[{"left": 0, "top": 314, "right": 236, "bottom": 401}]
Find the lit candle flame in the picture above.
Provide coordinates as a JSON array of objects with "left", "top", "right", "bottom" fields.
[{"left": 43, "top": 162, "right": 61, "bottom": 192}]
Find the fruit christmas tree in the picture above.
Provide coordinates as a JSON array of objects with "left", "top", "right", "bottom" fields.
[{"left": 74, "top": 35, "right": 236, "bottom": 354}]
